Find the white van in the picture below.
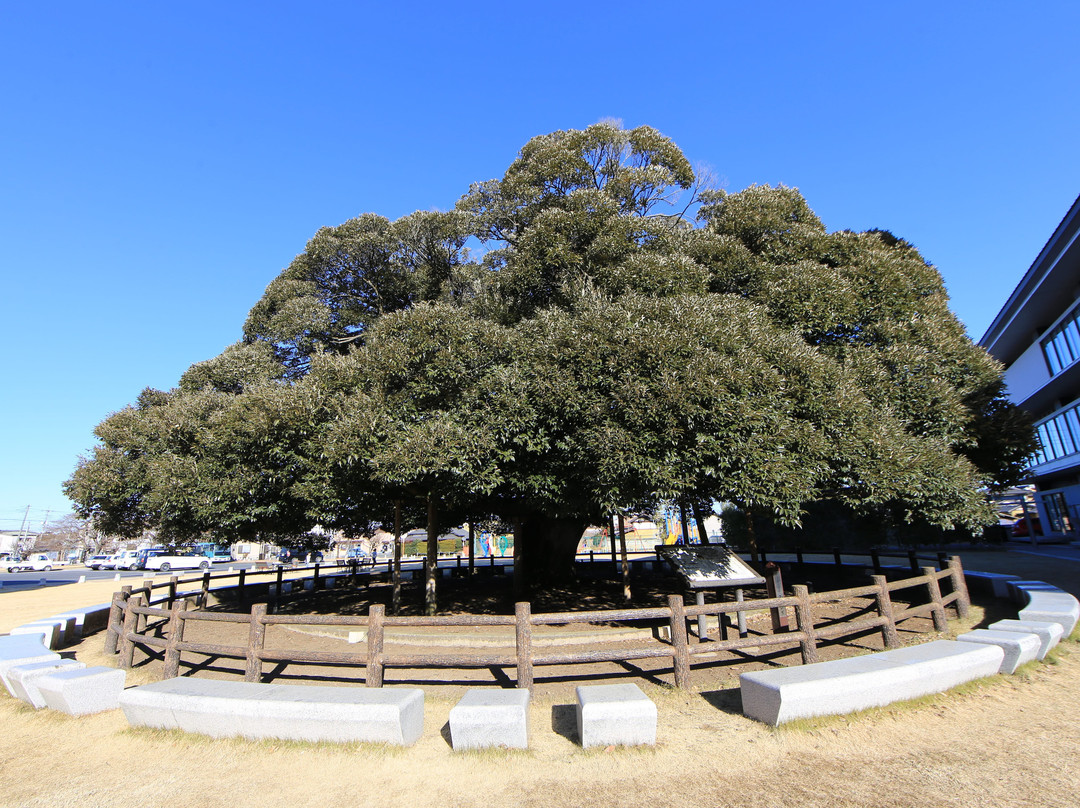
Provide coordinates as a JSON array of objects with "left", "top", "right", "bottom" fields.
[{"left": 113, "top": 550, "right": 142, "bottom": 570}]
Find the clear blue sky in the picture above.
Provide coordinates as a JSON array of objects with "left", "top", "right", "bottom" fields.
[{"left": 3, "top": 2, "right": 1079, "bottom": 531}]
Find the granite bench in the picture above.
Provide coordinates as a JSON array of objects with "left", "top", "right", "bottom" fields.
[
  {"left": 576, "top": 683, "right": 657, "bottom": 748},
  {"left": 987, "top": 618, "right": 1064, "bottom": 659},
  {"left": 48, "top": 603, "right": 113, "bottom": 640},
  {"left": 449, "top": 688, "right": 530, "bottom": 750},
  {"left": 119, "top": 677, "right": 424, "bottom": 745},
  {"left": 964, "top": 570, "right": 1021, "bottom": 599},
  {"left": 0, "top": 635, "right": 61, "bottom": 694},
  {"left": 7, "top": 659, "right": 86, "bottom": 708},
  {"left": 1017, "top": 590, "right": 1079, "bottom": 637},
  {"left": 739, "top": 640, "right": 1004, "bottom": 726},
  {"left": 35, "top": 666, "right": 126, "bottom": 715},
  {"left": 956, "top": 629, "right": 1041, "bottom": 673},
  {"left": 8, "top": 622, "right": 63, "bottom": 650}
]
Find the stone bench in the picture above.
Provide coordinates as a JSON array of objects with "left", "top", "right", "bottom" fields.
[
  {"left": 8, "top": 622, "right": 63, "bottom": 650},
  {"left": 964, "top": 570, "right": 1020, "bottom": 599},
  {"left": 49, "top": 603, "right": 113, "bottom": 640},
  {"left": 739, "top": 640, "right": 1004, "bottom": 726},
  {"left": 957, "top": 629, "right": 1041, "bottom": 674},
  {"left": 1018, "top": 590, "right": 1079, "bottom": 637},
  {"left": 449, "top": 688, "right": 530, "bottom": 750},
  {"left": 1007, "top": 580, "right": 1065, "bottom": 603},
  {"left": 36, "top": 666, "right": 126, "bottom": 715},
  {"left": 987, "top": 619, "right": 1064, "bottom": 659},
  {"left": 119, "top": 677, "right": 424, "bottom": 745},
  {"left": 576, "top": 683, "right": 657, "bottom": 748},
  {"left": 0, "top": 635, "right": 60, "bottom": 694},
  {"left": 7, "top": 659, "right": 86, "bottom": 708},
  {"left": 15, "top": 617, "right": 78, "bottom": 648}
]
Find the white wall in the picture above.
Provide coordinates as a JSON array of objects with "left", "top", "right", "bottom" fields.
[{"left": 1003, "top": 341, "right": 1051, "bottom": 405}]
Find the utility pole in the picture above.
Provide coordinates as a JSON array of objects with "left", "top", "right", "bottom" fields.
[{"left": 18, "top": 506, "right": 30, "bottom": 553}]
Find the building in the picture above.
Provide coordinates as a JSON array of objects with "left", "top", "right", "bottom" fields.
[{"left": 980, "top": 194, "right": 1080, "bottom": 538}]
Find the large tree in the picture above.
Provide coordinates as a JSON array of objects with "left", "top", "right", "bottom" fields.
[{"left": 66, "top": 123, "right": 1035, "bottom": 597}]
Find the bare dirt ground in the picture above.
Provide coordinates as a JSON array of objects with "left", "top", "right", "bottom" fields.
[{"left": 1, "top": 550, "right": 1078, "bottom": 808}]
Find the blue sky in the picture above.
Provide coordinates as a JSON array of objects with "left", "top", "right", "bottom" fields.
[{"left": 3, "top": 2, "right": 1079, "bottom": 531}]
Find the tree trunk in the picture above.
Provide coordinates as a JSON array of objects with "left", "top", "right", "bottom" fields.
[
  {"left": 425, "top": 494, "right": 438, "bottom": 616},
  {"left": 517, "top": 513, "right": 589, "bottom": 585},
  {"left": 692, "top": 502, "right": 711, "bottom": 544}
]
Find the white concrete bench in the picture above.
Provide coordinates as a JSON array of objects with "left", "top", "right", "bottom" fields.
[
  {"left": 987, "top": 619, "right": 1064, "bottom": 659},
  {"left": 449, "top": 688, "right": 530, "bottom": 750},
  {"left": 119, "top": 677, "right": 424, "bottom": 745},
  {"left": 8, "top": 622, "right": 63, "bottom": 650},
  {"left": 36, "top": 666, "right": 126, "bottom": 715},
  {"left": 1007, "top": 580, "right": 1064, "bottom": 603},
  {"left": 1018, "top": 590, "right": 1079, "bottom": 637},
  {"left": 16, "top": 617, "right": 78, "bottom": 648},
  {"left": 740, "top": 640, "right": 1004, "bottom": 726},
  {"left": 576, "top": 683, "right": 657, "bottom": 748},
  {"left": 956, "top": 629, "right": 1041, "bottom": 674},
  {"left": 49, "top": 603, "right": 113, "bottom": 639},
  {"left": 7, "top": 659, "right": 86, "bottom": 708},
  {"left": 0, "top": 635, "right": 60, "bottom": 694},
  {"left": 964, "top": 570, "right": 1020, "bottom": 599}
]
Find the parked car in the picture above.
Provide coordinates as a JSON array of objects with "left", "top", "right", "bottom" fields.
[
  {"left": 133, "top": 547, "right": 167, "bottom": 570},
  {"left": 113, "top": 550, "right": 142, "bottom": 570},
  {"left": 1, "top": 555, "right": 24, "bottom": 572},
  {"left": 6, "top": 553, "right": 56, "bottom": 572},
  {"left": 143, "top": 551, "right": 211, "bottom": 573},
  {"left": 85, "top": 554, "right": 113, "bottom": 570}
]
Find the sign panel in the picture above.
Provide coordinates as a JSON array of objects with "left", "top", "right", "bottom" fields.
[{"left": 656, "top": 545, "right": 765, "bottom": 589}]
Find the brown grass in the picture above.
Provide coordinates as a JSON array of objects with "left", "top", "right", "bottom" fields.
[{"left": 1, "top": 550, "right": 1079, "bottom": 807}]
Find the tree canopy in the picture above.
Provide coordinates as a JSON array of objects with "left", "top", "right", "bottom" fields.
[{"left": 65, "top": 122, "right": 1036, "bottom": 588}]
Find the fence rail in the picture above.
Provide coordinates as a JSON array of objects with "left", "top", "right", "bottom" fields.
[{"left": 106, "top": 555, "right": 970, "bottom": 691}]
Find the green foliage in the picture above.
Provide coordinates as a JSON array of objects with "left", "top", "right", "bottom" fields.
[{"left": 67, "top": 122, "right": 1035, "bottom": 573}]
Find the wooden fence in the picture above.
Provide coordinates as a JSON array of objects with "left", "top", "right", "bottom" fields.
[{"left": 104, "top": 556, "right": 970, "bottom": 691}]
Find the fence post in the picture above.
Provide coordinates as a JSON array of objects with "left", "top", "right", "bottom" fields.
[
  {"left": 276, "top": 565, "right": 284, "bottom": 589},
  {"left": 796, "top": 547, "right": 804, "bottom": 566},
  {"left": 792, "top": 585, "right": 819, "bottom": 665},
  {"left": 162, "top": 602, "right": 186, "bottom": 679},
  {"left": 765, "top": 563, "right": 789, "bottom": 632},
  {"left": 104, "top": 587, "right": 131, "bottom": 655},
  {"left": 168, "top": 576, "right": 178, "bottom": 609},
  {"left": 200, "top": 571, "right": 211, "bottom": 607},
  {"left": 367, "top": 604, "right": 385, "bottom": 687},
  {"left": 118, "top": 594, "right": 144, "bottom": 670},
  {"left": 515, "top": 602, "right": 533, "bottom": 690},
  {"left": 237, "top": 568, "right": 247, "bottom": 607},
  {"left": 922, "top": 567, "right": 949, "bottom": 632},
  {"left": 871, "top": 574, "right": 900, "bottom": 649},
  {"left": 870, "top": 549, "right": 881, "bottom": 573},
  {"left": 833, "top": 548, "right": 842, "bottom": 566},
  {"left": 313, "top": 563, "right": 321, "bottom": 590},
  {"left": 948, "top": 556, "right": 971, "bottom": 618},
  {"left": 936, "top": 551, "right": 948, "bottom": 570},
  {"left": 667, "top": 594, "right": 691, "bottom": 689},
  {"left": 244, "top": 603, "right": 267, "bottom": 682},
  {"left": 908, "top": 550, "right": 919, "bottom": 571}
]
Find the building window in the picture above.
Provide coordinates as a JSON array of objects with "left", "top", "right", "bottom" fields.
[
  {"left": 1032, "top": 400, "right": 1080, "bottom": 467},
  {"left": 1042, "top": 306, "right": 1080, "bottom": 375},
  {"left": 1041, "top": 491, "right": 1073, "bottom": 534}
]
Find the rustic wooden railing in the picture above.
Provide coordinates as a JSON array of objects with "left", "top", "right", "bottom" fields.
[{"left": 105, "top": 556, "right": 970, "bottom": 691}]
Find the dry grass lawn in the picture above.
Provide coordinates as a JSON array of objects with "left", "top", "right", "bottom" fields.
[{"left": 1, "top": 553, "right": 1078, "bottom": 808}]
